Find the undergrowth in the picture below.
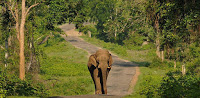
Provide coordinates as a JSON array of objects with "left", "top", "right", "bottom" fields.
[{"left": 0, "top": 68, "right": 48, "bottom": 98}]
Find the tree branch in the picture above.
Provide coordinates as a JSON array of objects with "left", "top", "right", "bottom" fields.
[
  {"left": 0, "top": 45, "right": 5, "bottom": 50},
  {"left": 25, "top": 3, "right": 40, "bottom": 17},
  {"left": 7, "top": 2, "right": 17, "bottom": 22}
]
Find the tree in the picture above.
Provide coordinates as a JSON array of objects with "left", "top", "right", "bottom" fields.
[
  {"left": 88, "top": 0, "right": 135, "bottom": 44},
  {"left": 0, "top": 3, "right": 9, "bottom": 67},
  {"left": 145, "top": 0, "right": 200, "bottom": 65},
  {"left": 6, "top": 0, "right": 40, "bottom": 80},
  {"left": 145, "top": 0, "right": 163, "bottom": 59}
]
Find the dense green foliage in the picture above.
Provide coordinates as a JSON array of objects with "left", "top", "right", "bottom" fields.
[
  {"left": 136, "top": 70, "right": 200, "bottom": 98},
  {"left": 0, "top": 68, "right": 48, "bottom": 97},
  {"left": 160, "top": 72, "right": 200, "bottom": 98},
  {"left": 85, "top": 0, "right": 150, "bottom": 44}
]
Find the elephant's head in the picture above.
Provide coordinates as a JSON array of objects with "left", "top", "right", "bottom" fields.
[
  {"left": 88, "top": 49, "right": 113, "bottom": 69},
  {"left": 88, "top": 49, "right": 113, "bottom": 94}
]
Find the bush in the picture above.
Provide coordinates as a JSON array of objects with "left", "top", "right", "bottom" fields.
[
  {"left": 187, "top": 58, "right": 200, "bottom": 76},
  {"left": 149, "top": 57, "right": 173, "bottom": 69},
  {"left": 0, "top": 87, "right": 6, "bottom": 98},
  {"left": 139, "top": 70, "right": 200, "bottom": 98},
  {"left": 159, "top": 71, "right": 200, "bottom": 98},
  {"left": 189, "top": 43, "right": 200, "bottom": 58},
  {"left": 0, "top": 69, "right": 49, "bottom": 97},
  {"left": 123, "top": 33, "right": 146, "bottom": 48},
  {"left": 148, "top": 57, "right": 162, "bottom": 68},
  {"left": 79, "top": 25, "right": 98, "bottom": 37},
  {"left": 139, "top": 73, "right": 162, "bottom": 98}
]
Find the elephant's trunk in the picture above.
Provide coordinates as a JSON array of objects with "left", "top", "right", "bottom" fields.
[{"left": 100, "top": 63, "right": 108, "bottom": 94}]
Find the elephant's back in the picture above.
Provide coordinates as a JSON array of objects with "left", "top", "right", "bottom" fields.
[{"left": 96, "top": 49, "right": 110, "bottom": 55}]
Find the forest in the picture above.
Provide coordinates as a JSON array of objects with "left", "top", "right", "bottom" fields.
[{"left": 0, "top": 0, "right": 200, "bottom": 97}]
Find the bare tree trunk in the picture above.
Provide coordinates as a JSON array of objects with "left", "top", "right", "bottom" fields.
[
  {"left": 167, "top": 45, "right": 170, "bottom": 59},
  {"left": 156, "top": 37, "right": 160, "bottom": 58},
  {"left": 15, "top": 2, "right": 20, "bottom": 40},
  {"left": 174, "top": 60, "right": 176, "bottom": 69},
  {"left": 114, "top": 31, "right": 117, "bottom": 38},
  {"left": 5, "top": 39, "right": 8, "bottom": 67},
  {"left": 155, "top": 15, "right": 161, "bottom": 58},
  {"left": 7, "top": 0, "right": 39, "bottom": 80},
  {"left": 182, "top": 64, "right": 186, "bottom": 75},
  {"left": 88, "top": 31, "right": 91, "bottom": 38},
  {"left": 161, "top": 50, "right": 164, "bottom": 62},
  {"left": 19, "top": 0, "right": 26, "bottom": 80},
  {"left": 27, "top": 44, "right": 32, "bottom": 71}
]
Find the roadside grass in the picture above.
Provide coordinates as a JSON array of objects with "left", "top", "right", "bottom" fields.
[
  {"left": 81, "top": 36, "right": 171, "bottom": 97},
  {"left": 7, "top": 96, "right": 38, "bottom": 98},
  {"left": 125, "top": 67, "right": 168, "bottom": 98},
  {"left": 38, "top": 34, "right": 94, "bottom": 96},
  {"left": 81, "top": 36, "right": 156, "bottom": 66}
]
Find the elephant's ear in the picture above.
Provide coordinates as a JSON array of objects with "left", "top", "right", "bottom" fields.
[
  {"left": 108, "top": 54, "right": 113, "bottom": 67},
  {"left": 88, "top": 54, "right": 97, "bottom": 68}
]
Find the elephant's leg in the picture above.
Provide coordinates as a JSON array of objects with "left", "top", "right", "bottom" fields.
[
  {"left": 93, "top": 68, "right": 102, "bottom": 94},
  {"left": 88, "top": 68, "right": 95, "bottom": 90},
  {"left": 89, "top": 67, "right": 102, "bottom": 94},
  {"left": 89, "top": 67, "right": 98, "bottom": 94}
]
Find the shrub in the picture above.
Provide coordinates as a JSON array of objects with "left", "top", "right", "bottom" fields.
[
  {"left": 159, "top": 71, "right": 200, "bottom": 98},
  {"left": 139, "top": 73, "right": 162, "bottom": 98},
  {"left": 0, "top": 69, "right": 49, "bottom": 97},
  {"left": 187, "top": 58, "right": 200, "bottom": 77},
  {"left": 149, "top": 57, "right": 173, "bottom": 69},
  {"left": 139, "top": 70, "right": 200, "bottom": 98},
  {"left": 123, "top": 33, "right": 146, "bottom": 48},
  {"left": 79, "top": 25, "right": 97, "bottom": 34},
  {"left": 148, "top": 57, "right": 162, "bottom": 68},
  {"left": 189, "top": 43, "right": 200, "bottom": 58},
  {"left": 0, "top": 86, "right": 6, "bottom": 98}
]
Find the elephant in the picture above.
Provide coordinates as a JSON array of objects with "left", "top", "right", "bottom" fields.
[{"left": 88, "top": 49, "right": 113, "bottom": 94}]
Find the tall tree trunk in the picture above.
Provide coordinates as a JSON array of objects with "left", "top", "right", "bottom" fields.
[
  {"left": 88, "top": 31, "right": 91, "bottom": 38},
  {"left": 156, "top": 34, "right": 160, "bottom": 58},
  {"left": 5, "top": 39, "right": 8, "bottom": 67},
  {"left": 161, "top": 50, "right": 164, "bottom": 62},
  {"left": 19, "top": 0, "right": 26, "bottom": 80},
  {"left": 7, "top": 0, "right": 39, "bottom": 80},
  {"left": 174, "top": 60, "right": 176, "bottom": 69},
  {"left": 155, "top": 15, "right": 161, "bottom": 58},
  {"left": 15, "top": 2, "right": 20, "bottom": 40},
  {"left": 182, "top": 64, "right": 186, "bottom": 75}
]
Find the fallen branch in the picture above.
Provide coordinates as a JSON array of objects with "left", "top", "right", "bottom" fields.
[
  {"left": 38, "top": 35, "right": 50, "bottom": 45},
  {"left": 0, "top": 45, "right": 5, "bottom": 50}
]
